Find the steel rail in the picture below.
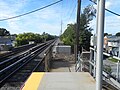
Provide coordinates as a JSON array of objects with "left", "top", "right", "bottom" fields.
[
  {"left": 0, "top": 39, "right": 55, "bottom": 85},
  {"left": 0, "top": 43, "right": 45, "bottom": 66},
  {"left": 0, "top": 44, "right": 36, "bottom": 61},
  {"left": 0, "top": 43, "right": 47, "bottom": 73}
]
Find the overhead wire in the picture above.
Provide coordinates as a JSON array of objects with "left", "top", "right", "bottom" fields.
[
  {"left": 0, "top": 0, "right": 63, "bottom": 21},
  {"left": 89, "top": 0, "right": 120, "bottom": 16},
  {"left": 63, "top": 0, "right": 77, "bottom": 22},
  {"left": 68, "top": 2, "right": 77, "bottom": 21},
  {"left": 62, "top": 0, "right": 73, "bottom": 19},
  {"left": 63, "top": 0, "right": 76, "bottom": 20}
]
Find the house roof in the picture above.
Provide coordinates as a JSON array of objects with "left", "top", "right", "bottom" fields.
[
  {"left": 107, "top": 36, "right": 120, "bottom": 41},
  {"left": 0, "top": 37, "right": 12, "bottom": 44}
]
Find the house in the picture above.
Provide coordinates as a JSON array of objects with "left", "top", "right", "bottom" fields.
[
  {"left": 90, "top": 35, "right": 120, "bottom": 57},
  {"left": 102, "top": 35, "right": 120, "bottom": 56},
  {"left": 0, "top": 36, "right": 16, "bottom": 51}
]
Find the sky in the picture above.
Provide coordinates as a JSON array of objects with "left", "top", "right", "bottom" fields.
[{"left": 0, "top": 0, "right": 120, "bottom": 36}]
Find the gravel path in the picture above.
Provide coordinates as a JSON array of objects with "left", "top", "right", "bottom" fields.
[{"left": 50, "top": 54, "right": 75, "bottom": 72}]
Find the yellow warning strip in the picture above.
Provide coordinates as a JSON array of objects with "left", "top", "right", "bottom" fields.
[{"left": 22, "top": 72, "right": 44, "bottom": 90}]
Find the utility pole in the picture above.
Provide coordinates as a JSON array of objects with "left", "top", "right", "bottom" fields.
[
  {"left": 96, "top": 0, "right": 105, "bottom": 90},
  {"left": 75, "top": 0, "right": 81, "bottom": 62},
  {"left": 119, "top": 40, "right": 120, "bottom": 58}
]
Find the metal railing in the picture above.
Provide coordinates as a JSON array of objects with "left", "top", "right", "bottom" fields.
[{"left": 75, "top": 47, "right": 120, "bottom": 89}]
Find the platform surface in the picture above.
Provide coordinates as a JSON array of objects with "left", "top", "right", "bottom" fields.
[{"left": 22, "top": 72, "right": 96, "bottom": 90}]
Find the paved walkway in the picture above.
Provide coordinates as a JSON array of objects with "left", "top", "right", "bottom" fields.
[
  {"left": 22, "top": 72, "right": 96, "bottom": 90},
  {"left": 22, "top": 53, "right": 96, "bottom": 90},
  {"left": 38, "top": 72, "right": 96, "bottom": 90}
]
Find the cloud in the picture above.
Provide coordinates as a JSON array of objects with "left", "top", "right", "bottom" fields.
[
  {"left": 105, "top": 16, "right": 120, "bottom": 34},
  {"left": 117, "top": 16, "right": 120, "bottom": 19},
  {"left": 105, "top": 0, "right": 120, "bottom": 11},
  {"left": 93, "top": 1, "right": 111, "bottom": 9},
  {"left": 0, "top": 0, "right": 63, "bottom": 35},
  {"left": 105, "top": 1, "right": 112, "bottom": 9},
  {"left": 0, "top": 0, "right": 30, "bottom": 34},
  {"left": 0, "top": 0, "right": 29, "bottom": 19},
  {"left": 90, "top": 15, "right": 120, "bottom": 35}
]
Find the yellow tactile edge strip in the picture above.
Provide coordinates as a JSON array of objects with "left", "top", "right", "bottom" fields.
[{"left": 22, "top": 72, "right": 44, "bottom": 90}]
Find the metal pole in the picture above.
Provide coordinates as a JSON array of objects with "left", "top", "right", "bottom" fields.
[
  {"left": 75, "top": 0, "right": 81, "bottom": 62},
  {"left": 96, "top": 0, "right": 105, "bottom": 90},
  {"left": 94, "top": 0, "right": 100, "bottom": 78},
  {"left": 90, "top": 49, "right": 93, "bottom": 74},
  {"left": 93, "top": 50, "right": 96, "bottom": 78},
  {"left": 119, "top": 40, "right": 120, "bottom": 58},
  {"left": 80, "top": 60, "right": 83, "bottom": 71},
  {"left": 95, "top": 0, "right": 100, "bottom": 37},
  {"left": 116, "top": 61, "right": 120, "bottom": 81}
]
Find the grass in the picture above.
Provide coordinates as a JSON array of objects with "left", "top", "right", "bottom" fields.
[
  {"left": 108, "top": 57, "right": 119, "bottom": 62},
  {"left": 103, "top": 65, "right": 112, "bottom": 74}
]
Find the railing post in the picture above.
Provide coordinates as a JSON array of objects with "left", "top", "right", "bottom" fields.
[
  {"left": 90, "top": 49, "right": 93, "bottom": 74},
  {"left": 116, "top": 61, "right": 120, "bottom": 81},
  {"left": 93, "top": 46, "right": 96, "bottom": 78},
  {"left": 48, "top": 46, "right": 52, "bottom": 70},
  {"left": 44, "top": 53, "right": 48, "bottom": 72},
  {"left": 80, "top": 61, "right": 82, "bottom": 72},
  {"left": 78, "top": 54, "right": 82, "bottom": 72},
  {"left": 80, "top": 54, "right": 83, "bottom": 72}
]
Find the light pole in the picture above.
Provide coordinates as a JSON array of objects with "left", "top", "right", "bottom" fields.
[{"left": 96, "top": 0, "right": 105, "bottom": 90}]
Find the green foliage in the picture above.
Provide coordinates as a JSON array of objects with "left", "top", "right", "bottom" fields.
[
  {"left": 61, "top": 24, "right": 75, "bottom": 45},
  {"left": 0, "top": 28, "right": 10, "bottom": 36},
  {"left": 116, "top": 32, "right": 120, "bottom": 36},
  {"left": 42, "top": 32, "right": 56, "bottom": 41},
  {"left": 60, "top": 5, "right": 95, "bottom": 51},
  {"left": 103, "top": 65, "right": 112, "bottom": 74},
  {"left": 104, "top": 33, "right": 108, "bottom": 36},
  {"left": 108, "top": 57, "right": 118, "bottom": 62},
  {"left": 15, "top": 32, "right": 56, "bottom": 46}
]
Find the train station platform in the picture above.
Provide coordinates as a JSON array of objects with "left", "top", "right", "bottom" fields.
[{"left": 22, "top": 72, "right": 96, "bottom": 90}]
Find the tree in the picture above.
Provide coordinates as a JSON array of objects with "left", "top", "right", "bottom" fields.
[
  {"left": 60, "top": 5, "right": 96, "bottom": 51},
  {"left": 116, "top": 32, "right": 120, "bottom": 36},
  {"left": 42, "top": 32, "right": 56, "bottom": 42},
  {"left": 15, "top": 32, "right": 56, "bottom": 46},
  {"left": 16, "top": 32, "right": 42, "bottom": 46},
  {"left": 104, "top": 33, "right": 108, "bottom": 36},
  {"left": 79, "top": 5, "right": 95, "bottom": 50},
  {"left": 0, "top": 28, "right": 10, "bottom": 36}
]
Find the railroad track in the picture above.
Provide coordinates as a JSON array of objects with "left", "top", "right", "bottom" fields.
[
  {"left": 0, "top": 44, "right": 36, "bottom": 61},
  {"left": 0, "top": 40, "right": 56, "bottom": 89}
]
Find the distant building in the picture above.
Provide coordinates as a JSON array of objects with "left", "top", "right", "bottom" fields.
[
  {"left": 29, "top": 41, "right": 35, "bottom": 44},
  {"left": 107, "top": 36, "right": 119, "bottom": 47},
  {"left": 90, "top": 35, "right": 120, "bottom": 57},
  {"left": 0, "top": 36, "right": 16, "bottom": 51},
  {"left": 107, "top": 36, "right": 120, "bottom": 56}
]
